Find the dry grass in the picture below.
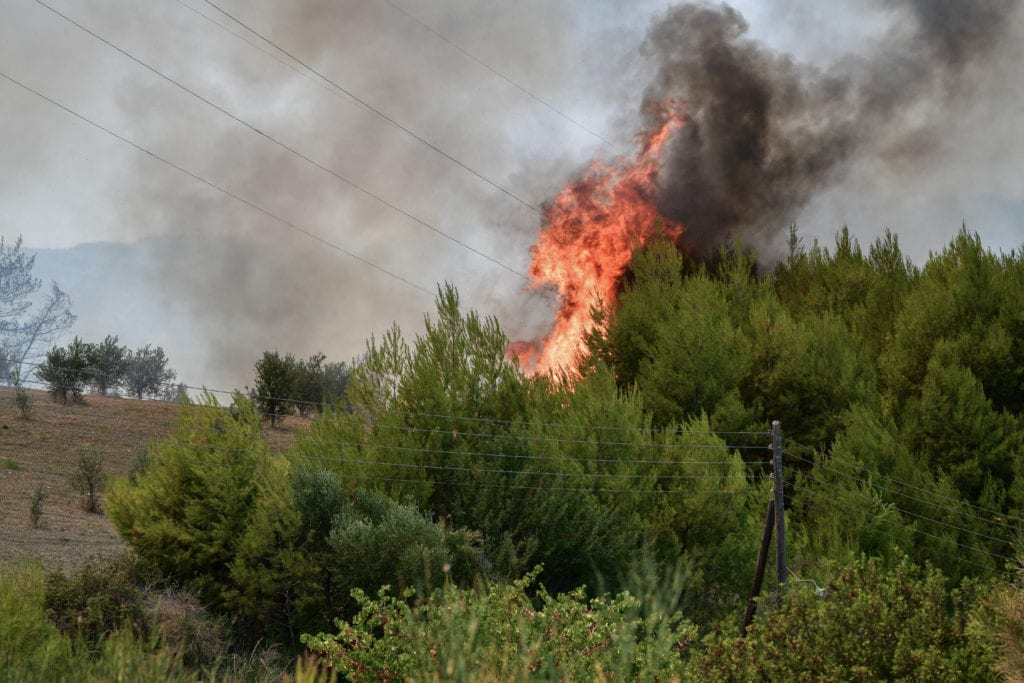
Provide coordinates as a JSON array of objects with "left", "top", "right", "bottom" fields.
[{"left": 0, "top": 386, "right": 308, "bottom": 572}]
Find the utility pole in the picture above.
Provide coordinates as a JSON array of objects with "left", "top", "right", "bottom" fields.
[
  {"left": 772, "top": 420, "right": 786, "bottom": 598},
  {"left": 741, "top": 498, "right": 775, "bottom": 634}
]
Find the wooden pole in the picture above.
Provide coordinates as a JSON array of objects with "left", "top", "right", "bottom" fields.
[
  {"left": 772, "top": 420, "right": 787, "bottom": 598},
  {"left": 741, "top": 498, "right": 775, "bottom": 635}
]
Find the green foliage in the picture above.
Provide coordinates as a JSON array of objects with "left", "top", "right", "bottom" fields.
[
  {"left": 881, "top": 228, "right": 1023, "bottom": 415},
  {"left": 33, "top": 227, "right": 1024, "bottom": 678},
  {"left": 975, "top": 559, "right": 1024, "bottom": 681},
  {"left": 37, "top": 337, "right": 90, "bottom": 404},
  {"left": 69, "top": 453, "right": 105, "bottom": 513},
  {"left": 595, "top": 228, "right": 1024, "bottom": 587},
  {"left": 636, "top": 272, "right": 752, "bottom": 427},
  {"left": 253, "top": 350, "right": 297, "bottom": 426},
  {"left": 903, "top": 349, "right": 1016, "bottom": 503},
  {"left": 0, "top": 563, "right": 186, "bottom": 682},
  {"left": 748, "top": 303, "right": 874, "bottom": 447},
  {"left": 14, "top": 385, "right": 31, "bottom": 418},
  {"left": 84, "top": 334, "right": 128, "bottom": 396},
  {"left": 43, "top": 553, "right": 153, "bottom": 651},
  {"left": 291, "top": 468, "right": 483, "bottom": 616},
  {"left": 106, "top": 394, "right": 317, "bottom": 642},
  {"left": 328, "top": 489, "right": 483, "bottom": 607},
  {"left": 0, "top": 563, "right": 74, "bottom": 680},
  {"left": 123, "top": 343, "right": 177, "bottom": 399},
  {"left": 293, "top": 468, "right": 347, "bottom": 546},
  {"left": 321, "top": 360, "right": 350, "bottom": 406},
  {"left": 294, "top": 284, "right": 765, "bottom": 612},
  {"left": 695, "top": 556, "right": 998, "bottom": 682},
  {"left": 292, "top": 352, "right": 326, "bottom": 416},
  {"left": 302, "top": 569, "right": 698, "bottom": 682}
]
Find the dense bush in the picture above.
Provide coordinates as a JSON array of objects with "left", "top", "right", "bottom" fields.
[
  {"left": 293, "top": 285, "right": 764, "bottom": 608},
  {"left": 106, "top": 393, "right": 316, "bottom": 642},
  {"left": 694, "top": 556, "right": 998, "bottom": 681},
  {"left": 0, "top": 563, "right": 185, "bottom": 682},
  {"left": 44, "top": 554, "right": 153, "bottom": 650},
  {"left": 327, "top": 488, "right": 483, "bottom": 604},
  {"left": 303, "top": 569, "right": 697, "bottom": 681}
]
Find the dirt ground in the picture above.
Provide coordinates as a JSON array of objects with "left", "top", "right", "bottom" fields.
[{"left": 0, "top": 386, "right": 306, "bottom": 573}]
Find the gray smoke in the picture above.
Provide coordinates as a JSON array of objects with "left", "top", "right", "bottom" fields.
[
  {"left": 6, "top": 0, "right": 1021, "bottom": 388},
  {"left": 640, "top": 0, "right": 1021, "bottom": 256}
]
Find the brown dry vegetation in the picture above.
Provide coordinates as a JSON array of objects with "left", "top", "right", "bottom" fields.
[{"left": 0, "top": 386, "right": 307, "bottom": 571}]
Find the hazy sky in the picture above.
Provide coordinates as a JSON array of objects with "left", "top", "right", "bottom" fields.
[{"left": 2, "top": 0, "right": 1022, "bottom": 390}]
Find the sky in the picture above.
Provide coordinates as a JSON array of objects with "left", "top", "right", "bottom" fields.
[{"left": 2, "top": 0, "right": 1022, "bottom": 391}]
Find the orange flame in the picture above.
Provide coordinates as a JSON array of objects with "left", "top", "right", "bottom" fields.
[{"left": 513, "top": 101, "right": 685, "bottom": 376}]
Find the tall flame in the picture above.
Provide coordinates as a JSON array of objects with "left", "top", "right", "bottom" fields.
[{"left": 512, "top": 101, "right": 685, "bottom": 376}]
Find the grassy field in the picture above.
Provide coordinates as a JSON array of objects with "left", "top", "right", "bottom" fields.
[{"left": 0, "top": 386, "right": 306, "bottom": 571}]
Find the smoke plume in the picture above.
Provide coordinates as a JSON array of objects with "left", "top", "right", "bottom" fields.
[{"left": 640, "top": 0, "right": 1020, "bottom": 256}]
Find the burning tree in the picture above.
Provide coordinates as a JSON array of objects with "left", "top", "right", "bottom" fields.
[{"left": 512, "top": 102, "right": 685, "bottom": 376}]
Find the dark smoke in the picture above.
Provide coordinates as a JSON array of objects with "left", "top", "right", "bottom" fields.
[{"left": 640, "top": 0, "right": 1020, "bottom": 256}]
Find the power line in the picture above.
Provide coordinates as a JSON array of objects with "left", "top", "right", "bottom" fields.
[
  {"left": 15, "top": 380, "right": 768, "bottom": 463},
  {"left": 19, "top": 396, "right": 769, "bottom": 460},
  {"left": 785, "top": 478, "right": 1014, "bottom": 571},
  {"left": 18, "top": 403, "right": 770, "bottom": 473},
  {"left": 172, "top": 0, "right": 358, "bottom": 106},
  {"left": 195, "top": 0, "right": 544, "bottom": 217},
  {"left": 790, "top": 463, "right": 1016, "bottom": 551},
  {"left": 0, "top": 68, "right": 434, "bottom": 297},
  {"left": 13, "top": 426, "right": 760, "bottom": 497},
  {"left": 31, "top": 0, "right": 528, "bottom": 281},
  {"left": 17, "top": 362, "right": 772, "bottom": 437},
  {"left": 785, "top": 438, "right": 1024, "bottom": 528},
  {"left": 786, "top": 448, "right": 1023, "bottom": 532},
  {"left": 381, "top": 0, "right": 620, "bottom": 151}
]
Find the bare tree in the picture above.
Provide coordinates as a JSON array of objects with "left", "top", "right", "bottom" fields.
[
  {"left": 0, "top": 236, "right": 40, "bottom": 323},
  {"left": 0, "top": 236, "right": 76, "bottom": 381},
  {"left": 9, "top": 283, "right": 76, "bottom": 379}
]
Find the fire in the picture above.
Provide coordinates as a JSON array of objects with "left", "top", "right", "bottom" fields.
[{"left": 512, "top": 100, "right": 685, "bottom": 376}]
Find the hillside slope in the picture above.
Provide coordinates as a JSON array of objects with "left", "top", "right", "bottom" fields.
[{"left": 0, "top": 387, "right": 305, "bottom": 571}]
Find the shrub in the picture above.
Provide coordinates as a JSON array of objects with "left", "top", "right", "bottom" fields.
[
  {"left": 29, "top": 484, "right": 45, "bottom": 527},
  {"left": 14, "top": 385, "right": 32, "bottom": 419},
  {"left": 0, "top": 562, "right": 186, "bottom": 681},
  {"left": 694, "top": 556, "right": 997, "bottom": 681},
  {"left": 69, "top": 453, "right": 104, "bottom": 513},
  {"left": 326, "top": 488, "right": 483, "bottom": 609},
  {"left": 126, "top": 447, "right": 150, "bottom": 487},
  {"left": 107, "top": 394, "right": 317, "bottom": 642},
  {"left": 146, "top": 588, "right": 226, "bottom": 668},
  {"left": 302, "top": 569, "right": 697, "bottom": 681},
  {"left": 36, "top": 339, "right": 90, "bottom": 404},
  {"left": 43, "top": 553, "right": 153, "bottom": 649},
  {"left": 973, "top": 559, "right": 1024, "bottom": 681},
  {"left": 0, "top": 563, "right": 76, "bottom": 681}
]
